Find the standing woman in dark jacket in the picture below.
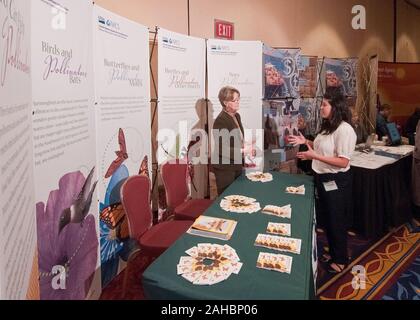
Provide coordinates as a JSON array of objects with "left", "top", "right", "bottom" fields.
[
  {"left": 212, "top": 86, "right": 248, "bottom": 195},
  {"left": 289, "top": 87, "right": 357, "bottom": 273}
]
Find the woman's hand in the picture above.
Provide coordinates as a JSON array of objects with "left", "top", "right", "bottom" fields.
[
  {"left": 242, "top": 142, "right": 256, "bottom": 157},
  {"left": 296, "top": 143, "right": 317, "bottom": 161},
  {"left": 288, "top": 132, "right": 306, "bottom": 146}
]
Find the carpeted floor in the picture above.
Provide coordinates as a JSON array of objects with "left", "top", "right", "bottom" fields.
[
  {"left": 317, "top": 221, "right": 420, "bottom": 300},
  {"left": 100, "top": 220, "right": 420, "bottom": 300},
  {"left": 315, "top": 228, "right": 374, "bottom": 289},
  {"left": 99, "top": 253, "right": 148, "bottom": 300},
  {"left": 381, "top": 256, "right": 420, "bottom": 300}
]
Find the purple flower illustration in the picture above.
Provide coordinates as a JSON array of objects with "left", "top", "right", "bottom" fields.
[{"left": 36, "top": 171, "right": 98, "bottom": 300}]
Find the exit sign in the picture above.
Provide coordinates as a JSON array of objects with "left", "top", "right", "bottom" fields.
[{"left": 214, "top": 19, "right": 234, "bottom": 40}]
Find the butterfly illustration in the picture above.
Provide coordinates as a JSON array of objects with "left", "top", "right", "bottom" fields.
[
  {"left": 138, "top": 155, "right": 149, "bottom": 177},
  {"left": 100, "top": 203, "right": 125, "bottom": 229},
  {"left": 105, "top": 128, "right": 128, "bottom": 178},
  {"left": 100, "top": 203, "right": 129, "bottom": 240}
]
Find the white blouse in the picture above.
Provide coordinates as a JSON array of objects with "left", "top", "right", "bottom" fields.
[{"left": 312, "top": 121, "right": 357, "bottom": 174}]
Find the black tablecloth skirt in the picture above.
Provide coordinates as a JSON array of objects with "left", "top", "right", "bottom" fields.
[{"left": 350, "top": 155, "right": 413, "bottom": 239}]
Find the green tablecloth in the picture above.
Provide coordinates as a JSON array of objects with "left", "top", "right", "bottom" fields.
[{"left": 142, "top": 172, "right": 316, "bottom": 300}]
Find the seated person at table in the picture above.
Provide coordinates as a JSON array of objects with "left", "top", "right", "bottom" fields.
[
  {"left": 289, "top": 87, "right": 356, "bottom": 274},
  {"left": 376, "top": 104, "right": 391, "bottom": 141}
]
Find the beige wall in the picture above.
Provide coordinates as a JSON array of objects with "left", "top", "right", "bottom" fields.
[
  {"left": 397, "top": 0, "right": 420, "bottom": 62},
  {"left": 95, "top": 0, "right": 419, "bottom": 62},
  {"left": 190, "top": 0, "right": 395, "bottom": 60}
]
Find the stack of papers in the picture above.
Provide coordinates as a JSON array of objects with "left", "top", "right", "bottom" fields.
[
  {"left": 187, "top": 216, "right": 237, "bottom": 240},
  {"left": 254, "top": 234, "right": 302, "bottom": 254},
  {"left": 285, "top": 185, "right": 305, "bottom": 195},
  {"left": 261, "top": 204, "right": 292, "bottom": 219},
  {"left": 266, "top": 222, "right": 291, "bottom": 236},
  {"left": 256, "top": 252, "right": 293, "bottom": 274}
]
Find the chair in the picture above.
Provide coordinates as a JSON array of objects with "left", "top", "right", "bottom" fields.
[
  {"left": 120, "top": 174, "right": 193, "bottom": 257},
  {"left": 120, "top": 174, "right": 192, "bottom": 296},
  {"left": 161, "top": 160, "right": 213, "bottom": 221}
]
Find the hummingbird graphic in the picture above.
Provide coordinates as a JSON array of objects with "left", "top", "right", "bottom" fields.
[{"left": 58, "top": 166, "right": 98, "bottom": 234}]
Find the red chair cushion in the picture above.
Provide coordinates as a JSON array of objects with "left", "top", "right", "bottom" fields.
[
  {"left": 139, "top": 220, "right": 192, "bottom": 256},
  {"left": 174, "top": 199, "right": 213, "bottom": 221}
]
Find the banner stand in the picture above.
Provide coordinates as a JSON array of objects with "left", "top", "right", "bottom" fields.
[
  {"left": 204, "top": 43, "right": 211, "bottom": 199},
  {"left": 358, "top": 54, "right": 378, "bottom": 133},
  {"left": 149, "top": 26, "right": 159, "bottom": 224},
  {"left": 316, "top": 57, "right": 325, "bottom": 98},
  {"left": 315, "top": 57, "right": 325, "bottom": 124}
]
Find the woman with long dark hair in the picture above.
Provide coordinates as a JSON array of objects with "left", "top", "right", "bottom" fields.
[{"left": 289, "top": 87, "right": 357, "bottom": 273}]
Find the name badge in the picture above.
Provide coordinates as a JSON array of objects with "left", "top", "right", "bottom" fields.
[{"left": 323, "top": 181, "right": 338, "bottom": 192}]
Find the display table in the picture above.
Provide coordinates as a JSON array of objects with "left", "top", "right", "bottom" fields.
[
  {"left": 350, "top": 145, "right": 414, "bottom": 170},
  {"left": 142, "top": 172, "right": 316, "bottom": 300},
  {"left": 350, "top": 145, "right": 414, "bottom": 239}
]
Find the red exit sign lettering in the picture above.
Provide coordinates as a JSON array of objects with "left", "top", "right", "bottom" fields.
[{"left": 214, "top": 20, "right": 234, "bottom": 40}]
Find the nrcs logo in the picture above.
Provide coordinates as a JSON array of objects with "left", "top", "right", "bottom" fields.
[
  {"left": 162, "top": 37, "right": 181, "bottom": 46},
  {"left": 211, "top": 45, "right": 230, "bottom": 52},
  {"left": 98, "top": 16, "right": 120, "bottom": 30}
]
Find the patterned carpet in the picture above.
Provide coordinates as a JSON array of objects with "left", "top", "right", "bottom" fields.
[
  {"left": 315, "top": 229, "right": 374, "bottom": 289},
  {"left": 317, "top": 222, "right": 420, "bottom": 300},
  {"left": 381, "top": 256, "right": 420, "bottom": 300},
  {"left": 100, "top": 253, "right": 147, "bottom": 300}
]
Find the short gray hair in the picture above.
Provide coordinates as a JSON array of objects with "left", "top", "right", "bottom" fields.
[{"left": 218, "top": 86, "right": 240, "bottom": 109}]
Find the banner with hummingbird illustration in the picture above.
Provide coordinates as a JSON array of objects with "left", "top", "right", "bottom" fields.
[
  {"left": 32, "top": 0, "right": 99, "bottom": 300},
  {"left": 93, "top": 5, "right": 152, "bottom": 288}
]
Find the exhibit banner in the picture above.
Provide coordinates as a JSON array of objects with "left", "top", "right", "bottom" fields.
[
  {"left": 207, "top": 39, "right": 263, "bottom": 169},
  {"left": 157, "top": 28, "right": 206, "bottom": 164},
  {"left": 93, "top": 5, "right": 151, "bottom": 288},
  {"left": 298, "top": 98, "right": 322, "bottom": 137},
  {"left": 298, "top": 55, "right": 318, "bottom": 98},
  {"left": 377, "top": 62, "right": 420, "bottom": 130},
  {"left": 263, "top": 45, "right": 301, "bottom": 99},
  {"left": 324, "top": 57, "right": 358, "bottom": 97},
  {"left": 31, "top": 0, "right": 99, "bottom": 300},
  {"left": 263, "top": 99, "right": 301, "bottom": 150},
  {"left": 0, "top": 0, "right": 38, "bottom": 300}
]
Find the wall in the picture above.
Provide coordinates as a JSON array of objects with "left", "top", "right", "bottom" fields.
[
  {"left": 95, "top": 0, "right": 419, "bottom": 62},
  {"left": 190, "top": 0, "right": 394, "bottom": 60},
  {"left": 397, "top": 0, "right": 420, "bottom": 62}
]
